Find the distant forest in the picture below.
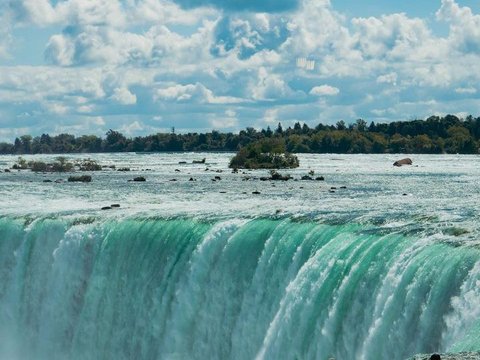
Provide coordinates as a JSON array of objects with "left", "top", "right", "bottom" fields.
[{"left": 1, "top": 114, "right": 480, "bottom": 155}]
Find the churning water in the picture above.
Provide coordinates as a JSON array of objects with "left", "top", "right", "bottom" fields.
[{"left": 1, "top": 153, "right": 480, "bottom": 359}]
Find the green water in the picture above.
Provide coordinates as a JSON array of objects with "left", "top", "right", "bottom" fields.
[{"left": 0, "top": 216, "right": 479, "bottom": 360}]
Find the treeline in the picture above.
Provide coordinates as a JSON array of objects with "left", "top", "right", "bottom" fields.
[{"left": 1, "top": 114, "right": 480, "bottom": 155}]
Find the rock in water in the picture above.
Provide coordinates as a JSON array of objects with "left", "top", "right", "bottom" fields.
[
  {"left": 68, "top": 175, "right": 92, "bottom": 183},
  {"left": 430, "top": 354, "right": 441, "bottom": 360},
  {"left": 393, "top": 158, "right": 413, "bottom": 167}
]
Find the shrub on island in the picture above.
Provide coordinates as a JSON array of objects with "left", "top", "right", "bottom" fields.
[
  {"left": 229, "top": 138, "right": 299, "bottom": 169},
  {"left": 12, "top": 156, "right": 103, "bottom": 172},
  {"left": 77, "top": 159, "right": 102, "bottom": 171}
]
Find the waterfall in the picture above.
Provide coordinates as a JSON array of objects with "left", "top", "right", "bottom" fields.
[{"left": 1, "top": 216, "right": 479, "bottom": 360}]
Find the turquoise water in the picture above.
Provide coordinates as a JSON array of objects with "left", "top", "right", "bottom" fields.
[{"left": 1, "top": 153, "right": 480, "bottom": 359}]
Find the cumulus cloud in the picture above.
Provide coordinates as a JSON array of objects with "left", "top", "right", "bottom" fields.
[
  {"left": 1, "top": 0, "right": 480, "bottom": 140},
  {"left": 155, "top": 83, "right": 244, "bottom": 104},
  {"left": 377, "top": 73, "right": 398, "bottom": 85},
  {"left": 45, "top": 22, "right": 215, "bottom": 67},
  {"left": 110, "top": 87, "right": 137, "bottom": 105},
  {"left": 172, "top": 0, "right": 299, "bottom": 12},
  {"left": 437, "top": 0, "right": 480, "bottom": 53},
  {"left": 455, "top": 87, "right": 477, "bottom": 94},
  {"left": 11, "top": 0, "right": 210, "bottom": 27},
  {"left": 251, "top": 67, "right": 296, "bottom": 100},
  {"left": 0, "top": 2, "right": 13, "bottom": 59},
  {"left": 352, "top": 13, "right": 431, "bottom": 59},
  {"left": 310, "top": 85, "right": 340, "bottom": 96},
  {"left": 210, "top": 14, "right": 290, "bottom": 59}
]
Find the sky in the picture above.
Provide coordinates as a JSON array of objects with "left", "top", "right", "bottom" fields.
[{"left": 1, "top": 0, "right": 480, "bottom": 140}]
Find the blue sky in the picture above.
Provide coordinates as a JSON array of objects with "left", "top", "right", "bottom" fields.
[{"left": 0, "top": 0, "right": 480, "bottom": 140}]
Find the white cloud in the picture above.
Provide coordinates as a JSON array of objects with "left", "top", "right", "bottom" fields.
[
  {"left": 110, "top": 87, "right": 137, "bottom": 105},
  {"left": 13, "top": 0, "right": 210, "bottom": 28},
  {"left": 225, "top": 109, "right": 236, "bottom": 117},
  {"left": 2, "top": 0, "right": 480, "bottom": 139},
  {"left": 310, "top": 85, "right": 339, "bottom": 96},
  {"left": 119, "top": 120, "right": 144, "bottom": 135},
  {"left": 263, "top": 108, "right": 278, "bottom": 124},
  {"left": 352, "top": 13, "right": 431, "bottom": 59},
  {"left": 251, "top": 67, "right": 295, "bottom": 100},
  {"left": 377, "top": 73, "right": 398, "bottom": 85},
  {"left": 455, "top": 87, "right": 477, "bottom": 94},
  {"left": 0, "top": 2, "right": 13, "bottom": 59},
  {"left": 209, "top": 117, "right": 238, "bottom": 129},
  {"left": 437, "top": 0, "right": 480, "bottom": 53},
  {"left": 155, "top": 83, "right": 244, "bottom": 104}
]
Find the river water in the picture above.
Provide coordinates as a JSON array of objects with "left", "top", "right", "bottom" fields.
[{"left": 0, "top": 153, "right": 479, "bottom": 359}]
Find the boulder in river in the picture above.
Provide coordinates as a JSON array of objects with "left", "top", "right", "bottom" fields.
[
  {"left": 130, "top": 176, "right": 146, "bottom": 182},
  {"left": 393, "top": 158, "right": 413, "bottom": 167},
  {"left": 193, "top": 158, "right": 206, "bottom": 164},
  {"left": 270, "top": 170, "right": 291, "bottom": 181},
  {"left": 409, "top": 351, "right": 480, "bottom": 359}
]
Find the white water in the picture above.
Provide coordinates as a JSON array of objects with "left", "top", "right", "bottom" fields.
[{"left": 1, "top": 153, "right": 480, "bottom": 359}]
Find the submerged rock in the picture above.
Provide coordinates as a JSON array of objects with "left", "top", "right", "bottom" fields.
[
  {"left": 260, "top": 170, "right": 291, "bottom": 181},
  {"left": 132, "top": 176, "right": 146, "bottom": 182},
  {"left": 68, "top": 175, "right": 92, "bottom": 183},
  {"left": 193, "top": 158, "right": 206, "bottom": 164},
  {"left": 301, "top": 175, "right": 314, "bottom": 181},
  {"left": 393, "top": 158, "right": 413, "bottom": 166}
]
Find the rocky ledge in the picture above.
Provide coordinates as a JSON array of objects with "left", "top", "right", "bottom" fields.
[{"left": 408, "top": 352, "right": 480, "bottom": 360}]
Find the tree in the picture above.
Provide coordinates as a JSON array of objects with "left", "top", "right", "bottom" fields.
[
  {"left": 354, "top": 119, "right": 367, "bottom": 132},
  {"left": 104, "top": 129, "right": 127, "bottom": 152},
  {"left": 336, "top": 120, "right": 346, "bottom": 131},
  {"left": 275, "top": 122, "right": 283, "bottom": 135}
]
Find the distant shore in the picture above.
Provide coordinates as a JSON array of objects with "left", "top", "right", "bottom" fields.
[{"left": 1, "top": 114, "right": 479, "bottom": 155}]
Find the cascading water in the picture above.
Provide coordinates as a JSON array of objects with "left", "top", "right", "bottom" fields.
[{"left": 1, "top": 216, "right": 480, "bottom": 360}]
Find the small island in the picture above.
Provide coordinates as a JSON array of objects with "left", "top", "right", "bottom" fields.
[{"left": 229, "top": 138, "right": 299, "bottom": 169}]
